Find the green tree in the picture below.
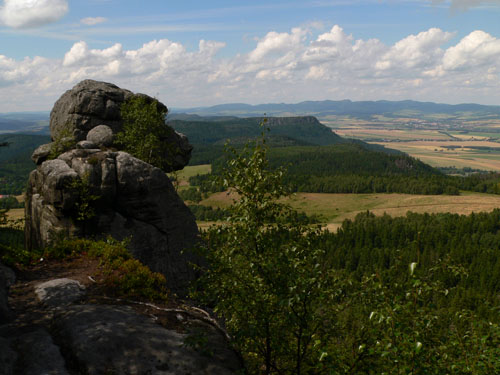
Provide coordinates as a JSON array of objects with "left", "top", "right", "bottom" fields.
[
  {"left": 116, "top": 95, "right": 178, "bottom": 171},
  {"left": 195, "top": 125, "right": 344, "bottom": 374}
]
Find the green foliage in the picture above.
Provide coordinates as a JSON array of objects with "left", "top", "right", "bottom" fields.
[
  {"left": 0, "top": 196, "right": 23, "bottom": 210},
  {"left": 195, "top": 126, "right": 500, "bottom": 374},
  {"left": 0, "top": 134, "right": 50, "bottom": 195},
  {"left": 195, "top": 126, "right": 346, "bottom": 374},
  {"left": 169, "top": 116, "right": 342, "bottom": 146},
  {"left": 188, "top": 204, "right": 229, "bottom": 221},
  {"left": 116, "top": 95, "right": 177, "bottom": 171},
  {"left": 48, "top": 127, "right": 76, "bottom": 160},
  {"left": 179, "top": 187, "right": 203, "bottom": 203},
  {"left": 43, "top": 237, "right": 167, "bottom": 301},
  {"left": 65, "top": 173, "right": 100, "bottom": 222},
  {"left": 0, "top": 225, "right": 38, "bottom": 267},
  {"left": 106, "top": 258, "right": 167, "bottom": 301}
]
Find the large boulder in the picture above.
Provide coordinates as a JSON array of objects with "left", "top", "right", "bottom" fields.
[
  {"left": 47, "top": 79, "right": 191, "bottom": 171},
  {"left": 25, "top": 149, "right": 200, "bottom": 295},
  {"left": 50, "top": 80, "right": 133, "bottom": 142}
]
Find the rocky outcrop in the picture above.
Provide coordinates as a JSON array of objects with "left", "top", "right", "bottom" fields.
[
  {"left": 50, "top": 80, "right": 133, "bottom": 142},
  {"left": 25, "top": 148, "right": 199, "bottom": 294},
  {"left": 0, "top": 277, "right": 242, "bottom": 375},
  {"left": 25, "top": 80, "right": 201, "bottom": 295},
  {"left": 54, "top": 304, "right": 240, "bottom": 375},
  {"left": 48, "top": 79, "right": 191, "bottom": 171}
]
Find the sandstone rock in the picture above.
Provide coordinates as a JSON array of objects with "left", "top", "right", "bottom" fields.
[
  {"left": 35, "top": 278, "right": 86, "bottom": 307},
  {"left": 31, "top": 142, "right": 53, "bottom": 165},
  {"left": 16, "top": 329, "right": 69, "bottom": 375},
  {"left": 53, "top": 304, "right": 241, "bottom": 375},
  {"left": 77, "top": 140, "right": 98, "bottom": 149},
  {"left": 50, "top": 80, "right": 132, "bottom": 141},
  {"left": 0, "top": 263, "right": 15, "bottom": 323},
  {"left": 86, "top": 124, "right": 114, "bottom": 147},
  {"left": 49, "top": 79, "right": 191, "bottom": 170},
  {"left": 25, "top": 149, "right": 199, "bottom": 294}
]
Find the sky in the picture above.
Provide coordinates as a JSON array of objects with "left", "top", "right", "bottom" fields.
[{"left": 0, "top": 0, "right": 500, "bottom": 112}]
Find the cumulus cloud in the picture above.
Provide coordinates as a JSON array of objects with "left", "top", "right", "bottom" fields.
[
  {"left": 376, "top": 28, "right": 454, "bottom": 72},
  {"left": 442, "top": 30, "right": 500, "bottom": 70},
  {"left": 0, "top": 25, "right": 500, "bottom": 111},
  {"left": 80, "top": 17, "right": 107, "bottom": 26},
  {"left": 0, "top": 0, "right": 68, "bottom": 28}
]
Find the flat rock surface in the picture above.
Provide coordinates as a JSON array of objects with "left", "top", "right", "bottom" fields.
[
  {"left": 54, "top": 304, "right": 240, "bottom": 375},
  {"left": 2, "top": 256, "right": 243, "bottom": 375},
  {"left": 35, "top": 278, "right": 86, "bottom": 307},
  {"left": 16, "top": 328, "right": 69, "bottom": 375}
]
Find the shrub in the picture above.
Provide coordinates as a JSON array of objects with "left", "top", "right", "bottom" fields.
[
  {"left": 44, "top": 236, "right": 167, "bottom": 302},
  {"left": 115, "top": 95, "right": 179, "bottom": 171},
  {"left": 48, "top": 127, "right": 76, "bottom": 159}
]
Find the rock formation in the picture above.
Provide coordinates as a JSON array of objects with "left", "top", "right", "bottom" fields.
[
  {"left": 25, "top": 80, "right": 200, "bottom": 295},
  {"left": 34, "top": 79, "right": 192, "bottom": 171},
  {"left": 0, "top": 272, "right": 242, "bottom": 374}
]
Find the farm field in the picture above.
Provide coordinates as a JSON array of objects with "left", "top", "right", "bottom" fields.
[
  {"left": 332, "top": 126, "right": 500, "bottom": 171},
  {"left": 375, "top": 141, "right": 500, "bottom": 170},
  {"left": 5, "top": 208, "right": 24, "bottom": 221},
  {"left": 332, "top": 127, "right": 454, "bottom": 141},
  {"left": 200, "top": 191, "right": 500, "bottom": 232}
]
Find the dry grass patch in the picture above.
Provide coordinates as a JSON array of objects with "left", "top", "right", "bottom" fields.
[
  {"left": 198, "top": 191, "right": 500, "bottom": 231},
  {"left": 6, "top": 208, "right": 24, "bottom": 221}
]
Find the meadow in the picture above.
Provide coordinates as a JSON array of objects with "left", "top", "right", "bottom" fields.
[{"left": 200, "top": 190, "right": 500, "bottom": 231}]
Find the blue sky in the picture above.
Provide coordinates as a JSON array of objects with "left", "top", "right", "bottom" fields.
[{"left": 0, "top": 0, "right": 500, "bottom": 111}]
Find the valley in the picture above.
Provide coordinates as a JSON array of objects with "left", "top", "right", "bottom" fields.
[
  {"left": 175, "top": 165, "right": 500, "bottom": 231},
  {"left": 325, "top": 114, "right": 500, "bottom": 171}
]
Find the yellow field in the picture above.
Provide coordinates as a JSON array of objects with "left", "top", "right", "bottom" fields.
[
  {"left": 375, "top": 141, "right": 500, "bottom": 171},
  {"left": 4, "top": 208, "right": 24, "bottom": 221},
  {"left": 331, "top": 123, "right": 500, "bottom": 171},
  {"left": 200, "top": 191, "right": 500, "bottom": 232},
  {"left": 334, "top": 128, "right": 453, "bottom": 141}
]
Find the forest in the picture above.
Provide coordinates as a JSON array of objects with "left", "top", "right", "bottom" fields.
[{"left": 0, "top": 134, "right": 50, "bottom": 195}]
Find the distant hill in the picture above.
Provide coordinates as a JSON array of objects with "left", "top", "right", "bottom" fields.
[
  {"left": 175, "top": 100, "right": 500, "bottom": 119},
  {"left": 168, "top": 116, "right": 343, "bottom": 146},
  {"left": 0, "top": 112, "right": 50, "bottom": 134}
]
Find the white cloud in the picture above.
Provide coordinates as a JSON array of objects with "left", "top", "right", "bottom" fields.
[
  {"left": 80, "top": 17, "right": 107, "bottom": 26},
  {"left": 442, "top": 30, "right": 500, "bottom": 70},
  {"left": 248, "top": 27, "right": 306, "bottom": 62},
  {"left": 0, "top": 0, "right": 68, "bottom": 28},
  {"left": 376, "top": 28, "right": 454, "bottom": 72},
  {"left": 1, "top": 25, "right": 500, "bottom": 111}
]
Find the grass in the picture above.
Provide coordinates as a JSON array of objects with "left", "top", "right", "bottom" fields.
[
  {"left": 170, "top": 164, "right": 211, "bottom": 187},
  {"left": 199, "top": 191, "right": 500, "bottom": 232},
  {"left": 6, "top": 208, "right": 24, "bottom": 221}
]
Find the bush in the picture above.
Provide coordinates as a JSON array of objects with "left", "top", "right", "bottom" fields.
[
  {"left": 116, "top": 96, "right": 179, "bottom": 171},
  {"left": 44, "top": 237, "right": 167, "bottom": 302}
]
